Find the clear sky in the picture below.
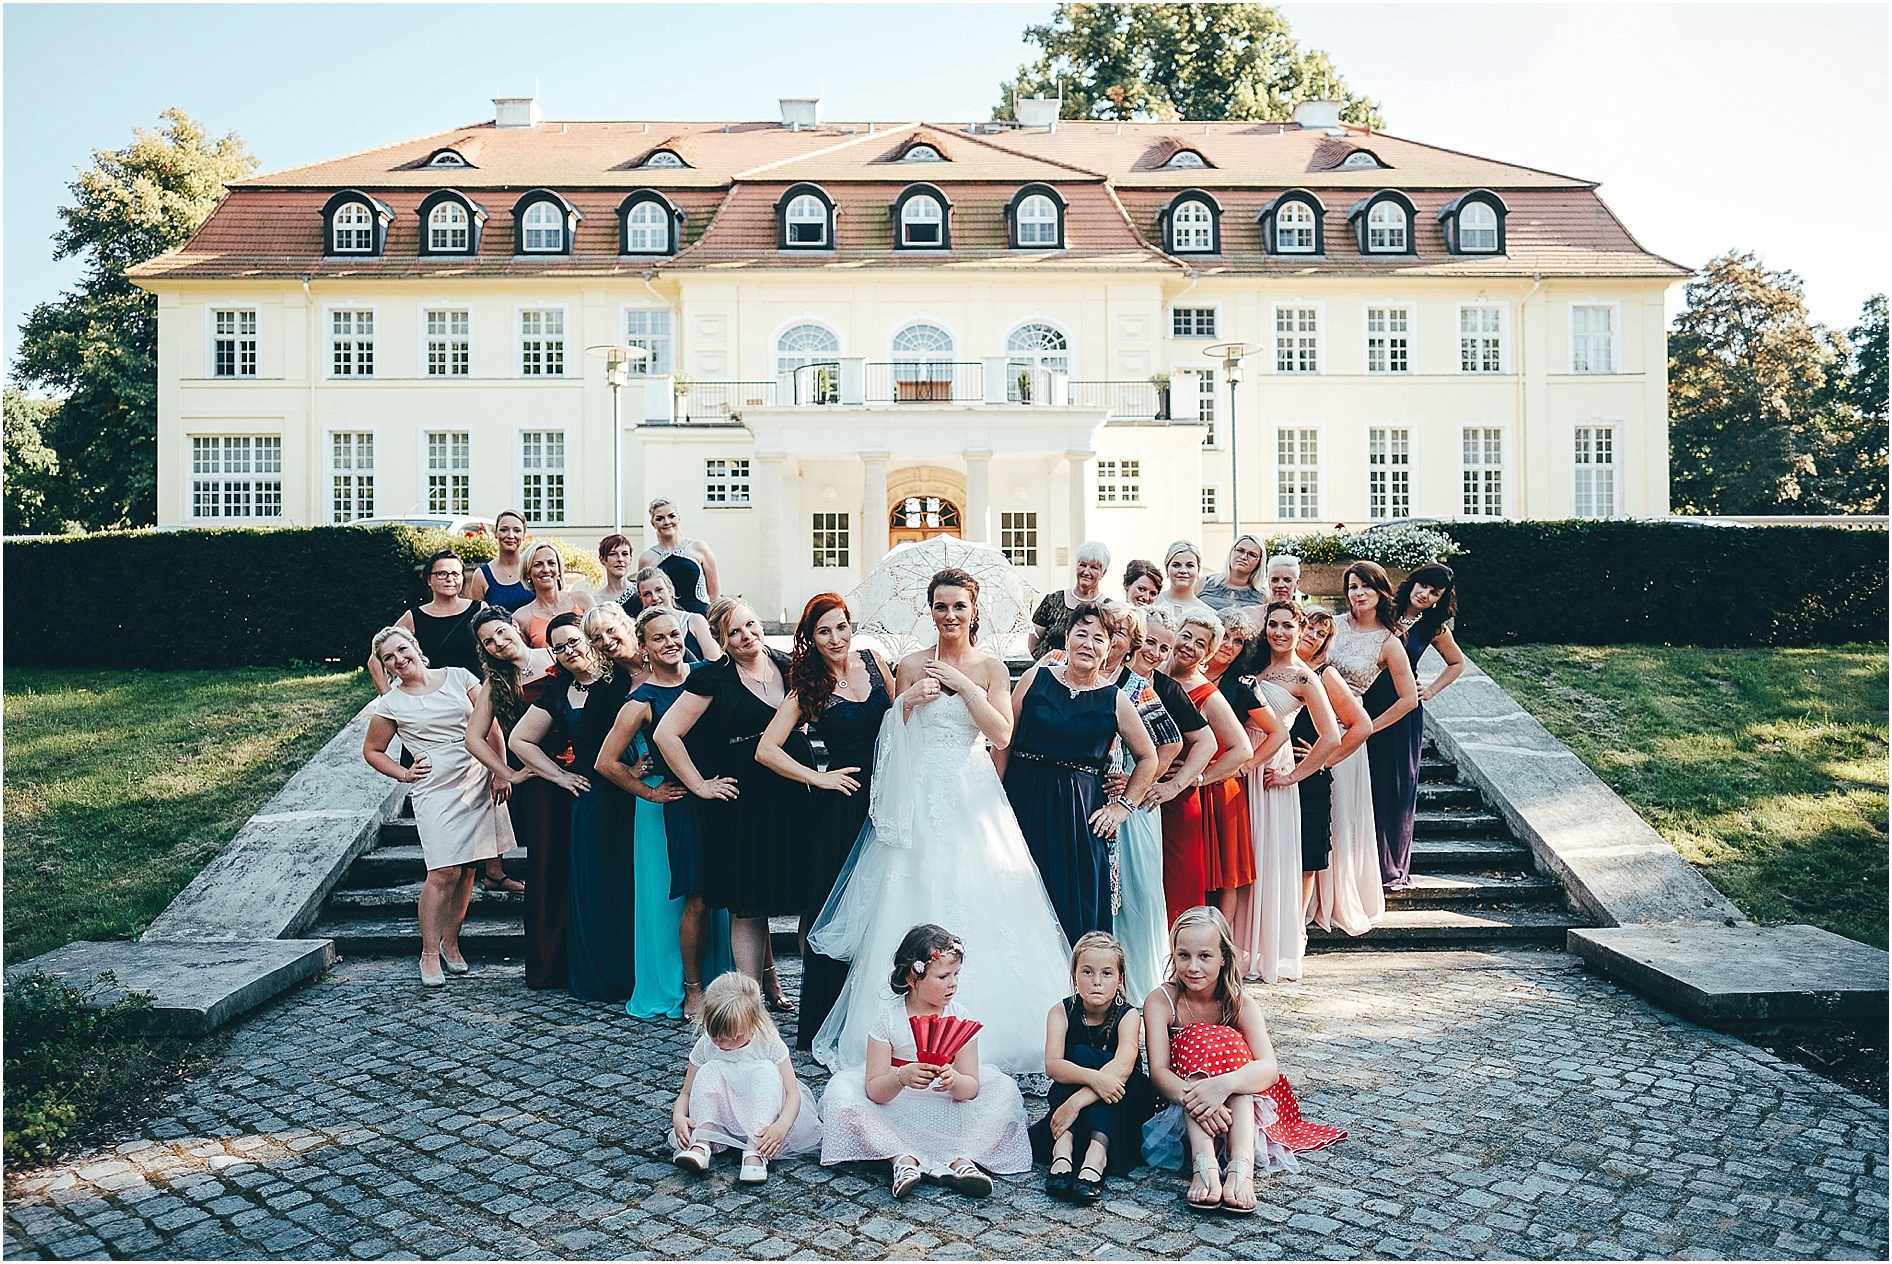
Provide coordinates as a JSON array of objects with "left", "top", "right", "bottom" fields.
[{"left": 5, "top": 2, "right": 1886, "bottom": 371}]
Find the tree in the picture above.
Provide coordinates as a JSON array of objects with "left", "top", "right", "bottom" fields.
[
  {"left": 1815, "top": 295, "right": 1888, "bottom": 514},
  {"left": 11, "top": 108, "right": 257, "bottom": 529},
  {"left": 4, "top": 389, "right": 66, "bottom": 534},
  {"left": 994, "top": 3, "right": 1384, "bottom": 127}
]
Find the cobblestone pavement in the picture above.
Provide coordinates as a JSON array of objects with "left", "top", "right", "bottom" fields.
[{"left": 5, "top": 948, "right": 1885, "bottom": 1260}]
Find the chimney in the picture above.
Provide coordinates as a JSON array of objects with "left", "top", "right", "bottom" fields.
[
  {"left": 779, "top": 97, "right": 821, "bottom": 131},
  {"left": 1016, "top": 96, "right": 1060, "bottom": 130},
  {"left": 1291, "top": 99, "right": 1345, "bottom": 134},
  {"left": 493, "top": 96, "right": 543, "bottom": 129}
]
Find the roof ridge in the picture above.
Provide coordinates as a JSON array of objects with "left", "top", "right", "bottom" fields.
[
  {"left": 916, "top": 124, "right": 1111, "bottom": 180},
  {"left": 730, "top": 124, "right": 921, "bottom": 178}
]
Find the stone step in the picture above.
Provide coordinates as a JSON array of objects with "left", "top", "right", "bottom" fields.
[
  {"left": 1409, "top": 837, "right": 1532, "bottom": 869},
  {"left": 1383, "top": 872, "right": 1564, "bottom": 909},
  {"left": 341, "top": 844, "right": 527, "bottom": 888},
  {"left": 377, "top": 817, "right": 420, "bottom": 848},
  {"left": 326, "top": 884, "right": 524, "bottom": 914},
  {"left": 1307, "top": 906, "right": 1584, "bottom": 949},
  {"left": 1416, "top": 782, "right": 1482, "bottom": 809},
  {"left": 1418, "top": 756, "right": 1457, "bottom": 782},
  {"left": 1413, "top": 809, "right": 1507, "bottom": 838},
  {"left": 310, "top": 913, "right": 804, "bottom": 959}
]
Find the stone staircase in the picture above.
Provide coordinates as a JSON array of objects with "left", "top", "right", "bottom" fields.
[{"left": 307, "top": 736, "right": 1585, "bottom": 960}]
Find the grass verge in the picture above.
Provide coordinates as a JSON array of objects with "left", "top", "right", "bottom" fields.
[
  {"left": 1473, "top": 644, "right": 1888, "bottom": 948},
  {"left": 3, "top": 665, "right": 373, "bottom": 963}
]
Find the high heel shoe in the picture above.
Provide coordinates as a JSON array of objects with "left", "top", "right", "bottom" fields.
[
  {"left": 419, "top": 952, "right": 446, "bottom": 988},
  {"left": 682, "top": 980, "right": 705, "bottom": 1022},
  {"left": 439, "top": 939, "right": 469, "bottom": 975},
  {"left": 762, "top": 966, "right": 794, "bottom": 1013}
]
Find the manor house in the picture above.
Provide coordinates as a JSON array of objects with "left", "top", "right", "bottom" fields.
[{"left": 131, "top": 96, "right": 1686, "bottom": 618}]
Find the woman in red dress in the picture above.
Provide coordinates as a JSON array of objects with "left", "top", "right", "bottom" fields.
[{"left": 1157, "top": 613, "right": 1255, "bottom": 927}]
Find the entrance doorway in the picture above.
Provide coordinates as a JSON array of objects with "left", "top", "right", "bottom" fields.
[{"left": 888, "top": 495, "right": 962, "bottom": 547}]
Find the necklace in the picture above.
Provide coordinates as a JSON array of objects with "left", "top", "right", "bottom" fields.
[
  {"left": 1056, "top": 664, "right": 1102, "bottom": 698},
  {"left": 736, "top": 657, "right": 780, "bottom": 697}
]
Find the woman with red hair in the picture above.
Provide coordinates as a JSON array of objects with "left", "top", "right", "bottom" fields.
[{"left": 758, "top": 594, "right": 894, "bottom": 1048}]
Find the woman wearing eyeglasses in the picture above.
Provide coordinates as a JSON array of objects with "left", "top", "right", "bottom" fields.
[{"left": 367, "top": 549, "right": 484, "bottom": 692}]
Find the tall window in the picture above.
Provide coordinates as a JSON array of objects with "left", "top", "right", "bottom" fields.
[
  {"left": 786, "top": 195, "right": 827, "bottom": 245},
  {"left": 1275, "top": 307, "right": 1319, "bottom": 373},
  {"left": 1171, "top": 200, "right": 1213, "bottom": 252},
  {"left": 1187, "top": 368, "right": 1217, "bottom": 446},
  {"left": 624, "top": 309, "right": 672, "bottom": 375},
  {"left": 520, "top": 430, "right": 566, "bottom": 524},
  {"left": 1096, "top": 459, "right": 1141, "bottom": 504},
  {"left": 1276, "top": 428, "right": 1319, "bottom": 519},
  {"left": 190, "top": 436, "right": 281, "bottom": 520},
  {"left": 425, "top": 309, "right": 470, "bottom": 377},
  {"left": 520, "top": 310, "right": 565, "bottom": 376},
  {"left": 1368, "top": 427, "right": 1411, "bottom": 520},
  {"left": 704, "top": 458, "right": 750, "bottom": 506},
  {"left": 1016, "top": 194, "right": 1059, "bottom": 246},
  {"left": 1366, "top": 201, "right": 1407, "bottom": 252},
  {"left": 330, "top": 310, "right": 374, "bottom": 377},
  {"left": 520, "top": 202, "right": 564, "bottom": 252},
  {"left": 1462, "top": 427, "right": 1504, "bottom": 516},
  {"left": 1572, "top": 306, "right": 1615, "bottom": 374},
  {"left": 776, "top": 323, "right": 840, "bottom": 403},
  {"left": 1006, "top": 323, "right": 1068, "bottom": 401},
  {"left": 1172, "top": 308, "right": 1216, "bottom": 338},
  {"left": 213, "top": 309, "right": 257, "bottom": 377},
  {"left": 625, "top": 201, "right": 669, "bottom": 253},
  {"left": 900, "top": 195, "right": 943, "bottom": 246},
  {"left": 330, "top": 431, "right": 375, "bottom": 523},
  {"left": 428, "top": 202, "right": 469, "bottom": 252},
  {"left": 811, "top": 513, "right": 850, "bottom": 567},
  {"left": 426, "top": 431, "right": 470, "bottom": 515},
  {"left": 1276, "top": 201, "right": 1316, "bottom": 253},
  {"left": 331, "top": 202, "right": 373, "bottom": 253},
  {"left": 1000, "top": 512, "right": 1038, "bottom": 566},
  {"left": 1366, "top": 307, "right": 1409, "bottom": 374},
  {"left": 1574, "top": 426, "right": 1616, "bottom": 519},
  {"left": 891, "top": 323, "right": 954, "bottom": 386},
  {"left": 1459, "top": 307, "right": 1503, "bottom": 373},
  {"left": 1460, "top": 203, "right": 1499, "bottom": 252}
]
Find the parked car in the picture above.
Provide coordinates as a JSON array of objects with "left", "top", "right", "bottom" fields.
[
  {"left": 349, "top": 515, "right": 495, "bottom": 538},
  {"left": 1633, "top": 516, "right": 1754, "bottom": 529}
]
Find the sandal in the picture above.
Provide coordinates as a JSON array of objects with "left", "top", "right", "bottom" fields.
[
  {"left": 682, "top": 980, "right": 705, "bottom": 1022},
  {"left": 738, "top": 1152, "right": 768, "bottom": 1184},
  {"left": 480, "top": 872, "right": 526, "bottom": 894},
  {"left": 1184, "top": 1153, "right": 1222, "bottom": 1212},
  {"left": 762, "top": 966, "right": 795, "bottom": 1013},
  {"left": 1219, "top": 1158, "right": 1257, "bottom": 1216},
  {"left": 890, "top": 1157, "right": 923, "bottom": 1199},
  {"left": 672, "top": 1142, "right": 711, "bottom": 1174},
  {"left": 944, "top": 1158, "right": 992, "bottom": 1198},
  {"left": 1072, "top": 1162, "right": 1105, "bottom": 1205},
  {"left": 1043, "top": 1155, "right": 1074, "bottom": 1200}
]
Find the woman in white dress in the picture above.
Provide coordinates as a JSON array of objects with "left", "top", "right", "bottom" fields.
[
  {"left": 1153, "top": 540, "right": 1218, "bottom": 625},
  {"left": 363, "top": 626, "right": 516, "bottom": 986},
  {"left": 809, "top": 568, "right": 1072, "bottom": 1075},
  {"left": 1233, "top": 603, "right": 1340, "bottom": 983}
]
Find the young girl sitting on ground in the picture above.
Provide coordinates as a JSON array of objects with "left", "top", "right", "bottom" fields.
[
  {"left": 1029, "top": 931, "right": 1151, "bottom": 1204},
  {"left": 1143, "top": 906, "right": 1302, "bottom": 1213},
  {"left": 818, "top": 924, "right": 1031, "bottom": 1198},
  {"left": 671, "top": 973, "right": 821, "bottom": 1183}
]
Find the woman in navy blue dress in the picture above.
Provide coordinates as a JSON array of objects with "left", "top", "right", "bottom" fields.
[
  {"left": 1001, "top": 602, "right": 1161, "bottom": 943},
  {"left": 1345, "top": 563, "right": 1423, "bottom": 892},
  {"left": 758, "top": 593, "right": 894, "bottom": 1049}
]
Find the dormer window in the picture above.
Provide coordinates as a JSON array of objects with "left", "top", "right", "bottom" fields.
[
  {"left": 427, "top": 149, "right": 469, "bottom": 168},
  {"left": 511, "top": 191, "right": 579, "bottom": 256},
  {"left": 1348, "top": 191, "right": 1415, "bottom": 255},
  {"left": 893, "top": 185, "right": 950, "bottom": 249},
  {"left": 640, "top": 150, "right": 687, "bottom": 169},
  {"left": 1009, "top": 184, "right": 1066, "bottom": 249},
  {"left": 899, "top": 143, "right": 946, "bottom": 163},
  {"left": 778, "top": 184, "right": 835, "bottom": 249},
  {"left": 1161, "top": 191, "right": 1221, "bottom": 254},
  {"left": 322, "top": 191, "right": 392, "bottom": 257},
  {"left": 429, "top": 203, "right": 468, "bottom": 251},
  {"left": 1163, "top": 149, "right": 1208, "bottom": 170},
  {"left": 333, "top": 203, "right": 373, "bottom": 252},
  {"left": 1438, "top": 190, "right": 1507, "bottom": 255},
  {"left": 619, "top": 191, "right": 682, "bottom": 255},
  {"left": 1259, "top": 190, "right": 1326, "bottom": 256},
  {"left": 1339, "top": 149, "right": 1386, "bottom": 170}
]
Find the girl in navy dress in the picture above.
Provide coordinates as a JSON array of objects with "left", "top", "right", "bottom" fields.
[{"left": 1031, "top": 932, "right": 1150, "bottom": 1204}]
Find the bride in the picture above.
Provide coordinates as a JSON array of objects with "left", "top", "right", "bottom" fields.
[{"left": 809, "top": 567, "right": 1072, "bottom": 1074}]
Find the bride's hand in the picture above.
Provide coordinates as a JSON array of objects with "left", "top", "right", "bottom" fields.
[
  {"left": 902, "top": 677, "right": 942, "bottom": 708},
  {"left": 924, "top": 659, "right": 976, "bottom": 696}
]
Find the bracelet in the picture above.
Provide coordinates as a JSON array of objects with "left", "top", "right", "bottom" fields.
[{"left": 1108, "top": 795, "right": 1135, "bottom": 812}]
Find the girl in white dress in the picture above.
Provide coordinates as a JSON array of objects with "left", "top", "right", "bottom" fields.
[
  {"left": 818, "top": 925, "right": 1031, "bottom": 1198},
  {"left": 670, "top": 973, "right": 821, "bottom": 1183}
]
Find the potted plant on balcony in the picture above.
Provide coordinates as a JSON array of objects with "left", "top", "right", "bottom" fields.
[
  {"left": 1015, "top": 369, "right": 1034, "bottom": 405},
  {"left": 1150, "top": 371, "right": 1171, "bottom": 421}
]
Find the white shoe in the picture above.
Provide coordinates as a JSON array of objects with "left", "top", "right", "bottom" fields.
[
  {"left": 673, "top": 1143, "right": 711, "bottom": 1174},
  {"left": 738, "top": 1152, "right": 768, "bottom": 1184}
]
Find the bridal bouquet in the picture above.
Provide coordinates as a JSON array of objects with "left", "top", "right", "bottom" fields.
[{"left": 908, "top": 1014, "right": 983, "bottom": 1067}]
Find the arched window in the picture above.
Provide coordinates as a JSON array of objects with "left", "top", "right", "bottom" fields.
[
  {"left": 900, "top": 144, "right": 945, "bottom": 163},
  {"left": 1006, "top": 323, "right": 1069, "bottom": 402},
  {"left": 521, "top": 201, "right": 563, "bottom": 252},
  {"left": 892, "top": 323, "right": 955, "bottom": 392},
  {"left": 786, "top": 194, "right": 828, "bottom": 246},
  {"left": 332, "top": 202, "right": 374, "bottom": 253},
  {"left": 1172, "top": 199, "right": 1214, "bottom": 252},
  {"left": 1017, "top": 194, "right": 1059, "bottom": 246},
  {"left": 428, "top": 202, "right": 469, "bottom": 252},
  {"left": 1461, "top": 202, "right": 1499, "bottom": 252},
  {"left": 1164, "top": 150, "right": 1207, "bottom": 170},
  {"left": 900, "top": 195, "right": 943, "bottom": 246},
  {"left": 1367, "top": 200, "right": 1406, "bottom": 252},
  {"left": 427, "top": 150, "right": 468, "bottom": 168},
  {"left": 640, "top": 150, "right": 686, "bottom": 169},
  {"left": 1277, "top": 201, "right": 1316, "bottom": 253},
  {"left": 626, "top": 201, "right": 668, "bottom": 253},
  {"left": 776, "top": 323, "right": 841, "bottom": 402},
  {"left": 890, "top": 496, "right": 960, "bottom": 531}
]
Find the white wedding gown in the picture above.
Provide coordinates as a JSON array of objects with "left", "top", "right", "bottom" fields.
[{"left": 808, "top": 686, "right": 1072, "bottom": 1075}]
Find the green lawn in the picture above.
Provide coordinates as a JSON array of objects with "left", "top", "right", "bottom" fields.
[
  {"left": 1473, "top": 644, "right": 1888, "bottom": 948},
  {"left": 3, "top": 666, "right": 374, "bottom": 963}
]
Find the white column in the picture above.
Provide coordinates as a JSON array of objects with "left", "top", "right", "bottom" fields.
[
  {"left": 964, "top": 451, "right": 992, "bottom": 543},
  {"left": 861, "top": 453, "right": 889, "bottom": 563},
  {"left": 1066, "top": 450, "right": 1091, "bottom": 555},
  {"left": 755, "top": 453, "right": 791, "bottom": 623}
]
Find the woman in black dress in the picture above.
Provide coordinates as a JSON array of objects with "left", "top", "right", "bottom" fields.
[
  {"left": 1000, "top": 602, "right": 1159, "bottom": 942},
  {"left": 654, "top": 598, "right": 812, "bottom": 1011},
  {"left": 757, "top": 593, "right": 893, "bottom": 1049},
  {"left": 367, "top": 549, "right": 484, "bottom": 687}
]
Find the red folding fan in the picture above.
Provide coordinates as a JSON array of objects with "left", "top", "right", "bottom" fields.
[{"left": 909, "top": 1014, "right": 984, "bottom": 1066}]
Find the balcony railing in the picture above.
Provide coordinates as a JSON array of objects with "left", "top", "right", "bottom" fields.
[
  {"left": 864, "top": 361, "right": 985, "bottom": 405},
  {"left": 644, "top": 366, "right": 1184, "bottom": 425},
  {"left": 1069, "top": 380, "right": 1160, "bottom": 422},
  {"left": 677, "top": 380, "right": 776, "bottom": 423}
]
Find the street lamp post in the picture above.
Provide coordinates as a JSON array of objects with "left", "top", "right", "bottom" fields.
[
  {"left": 1204, "top": 342, "right": 1258, "bottom": 536},
  {"left": 586, "top": 344, "right": 650, "bottom": 537}
]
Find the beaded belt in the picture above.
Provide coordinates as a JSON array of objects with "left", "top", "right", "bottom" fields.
[{"left": 1012, "top": 749, "right": 1108, "bottom": 776}]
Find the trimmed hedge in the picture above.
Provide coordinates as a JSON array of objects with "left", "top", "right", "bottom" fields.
[
  {"left": 1444, "top": 521, "right": 1888, "bottom": 647},
  {"left": 4, "top": 526, "right": 496, "bottom": 669}
]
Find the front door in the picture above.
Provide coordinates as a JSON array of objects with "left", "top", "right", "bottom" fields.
[{"left": 888, "top": 495, "right": 962, "bottom": 547}]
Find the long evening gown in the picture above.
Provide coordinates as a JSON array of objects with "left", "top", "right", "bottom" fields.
[
  {"left": 1004, "top": 667, "right": 1122, "bottom": 942},
  {"left": 1159, "top": 681, "right": 1250, "bottom": 926},
  {"left": 1312, "top": 619, "right": 1389, "bottom": 936},
  {"left": 623, "top": 678, "right": 687, "bottom": 1020},
  {"left": 1367, "top": 625, "right": 1428, "bottom": 890},
  {"left": 1114, "top": 667, "right": 1195, "bottom": 1003},
  {"left": 1234, "top": 676, "right": 1307, "bottom": 983}
]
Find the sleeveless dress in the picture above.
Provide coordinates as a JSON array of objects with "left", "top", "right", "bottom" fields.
[
  {"left": 1198, "top": 579, "right": 1264, "bottom": 613},
  {"left": 1158, "top": 681, "right": 1253, "bottom": 925},
  {"left": 476, "top": 561, "right": 533, "bottom": 611},
  {"left": 409, "top": 602, "right": 483, "bottom": 673},
  {"left": 1003, "top": 667, "right": 1122, "bottom": 942},
  {"left": 676, "top": 1027, "right": 822, "bottom": 1159},
  {"left": 798, "top": 651, "right": 892, "bottom": 1051},
  {"left": 808, "top": 685, "right": 1072, "bottom": 1074},
  {"left": 1139, "top": 986, "right": 1299, "bottom": 1178},
  {"left": 650, "top": 540, "right": 711, "bottom": 616},
  {"left": 1210, "top": 675, "right": 1264, "bottom": 895},
  {"left": 1292, "top": 674, "right": 1336, "bottom": 875},
  {"left": 1115, "top": 667, "right": 1200, "bottom": 1004},
  {"left": 1368, "top": 624, "right": 1428, "bottom": 890},
  {"left": 1233, "top": 675, "right": 1307, "bottom": 983},
  {"left": 1026, "top": 996, "right": 1151, "bottom": 1174},
  {"left": 369, "top": 667, "right": 512, "bottom": 870},
  {"left": 1313, "top": 619, "right": 1389, "bottom": 936},
  {"left": 510, "top": 654, "right": 571, "bottom": 990}
]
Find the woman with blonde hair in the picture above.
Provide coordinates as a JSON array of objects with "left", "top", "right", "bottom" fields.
[
  {"left": 1199, "top": 536, "right": 1266, "bottom": 613},
  {"left": 1155, "top": 540, "right": 1217, "bottom": 624},
  {"left": 517, "top": 542, "right": 595, "bottom": 648}
]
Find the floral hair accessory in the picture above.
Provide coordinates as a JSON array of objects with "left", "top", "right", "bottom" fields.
[{"left": 910, "top": 939, "right": 965, "bottom": 978}]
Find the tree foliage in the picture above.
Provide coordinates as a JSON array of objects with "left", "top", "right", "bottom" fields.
[
  {"left": 3, "top": 389, "right": 66, "bottom": 534},
  {"left": 11, "top": 108, "right": 256, "bottom": 530},
  {"left": 994, "top": 3, "right": 1384, "bottom": 127},
  {"left": 1668, "top": 251, "right": 1885, "bottom": 515}
]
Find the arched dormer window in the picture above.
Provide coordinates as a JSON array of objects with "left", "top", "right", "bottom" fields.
[
  {"left": 1338, "top": 149, "right": 1387, "bottom": 170},
  {"left": 777, "top": 184, "right": 835, "bottom": 250},
  {"left": 1347, "top": 191, "right": 1415, "bottom": 255},
  {"left": 899, "top": 143, "right": 947, "bottom": 163},
  {"left": 1438, "top": 190, "right": 1507, "bottom": 255},
  {"left": 638, "top": 149, "right": 687, "bottom": 169},
  {"left": 1163, "top": 149, "right": 1208, "bottom": 170},
  {"left": 1258, "top": 189, "right": 1325, "bottom": 256},
  {"left": 1008, "top": 184, "right": 1066, "bottom": 250},
  {"left": 892, "top": 184, "right": 951, "bottom": 249},
  {"left": 322, "top": 191, "right": 392, "bottom": 256},
  {"left": 416, "top": 191, "right": 486, "bottom": 256},
  {"left": 511, "top": 190, "right": 580, "bottom": 256},
  {"left": 426, "top": 148, "right": 471, "bottom": 168},
  {"left": 1160, "top": 190, "right": 1221, "bottom": 254},
  {"left": 618, "top": 191, "right": 682, "bottom": 255}
]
